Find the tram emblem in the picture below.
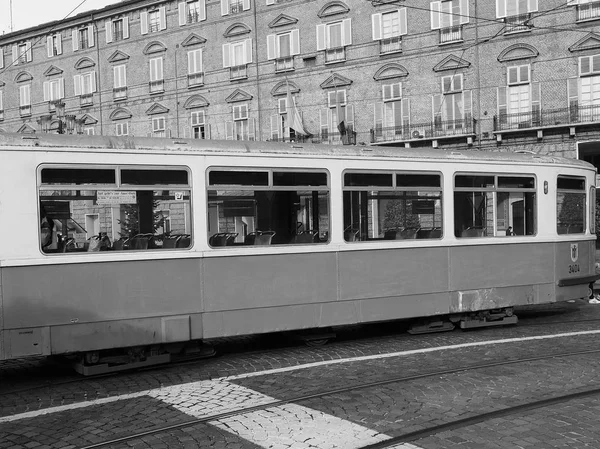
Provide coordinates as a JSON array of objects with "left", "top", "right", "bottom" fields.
[{"left": 571, "top": 243, "right": 579, "bottom": 263}]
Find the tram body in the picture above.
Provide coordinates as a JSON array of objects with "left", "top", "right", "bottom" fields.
[{"left": 0, "top": 133, "right": 596, "bottom": 368}]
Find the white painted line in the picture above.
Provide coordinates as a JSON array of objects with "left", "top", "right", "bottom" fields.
[{"left": 2, "top": 329, "right": 600, "bottom": 425}]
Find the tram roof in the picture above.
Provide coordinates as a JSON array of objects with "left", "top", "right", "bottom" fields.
[{"left": 0, "top": 132, "right": 593, "bottom": 169}]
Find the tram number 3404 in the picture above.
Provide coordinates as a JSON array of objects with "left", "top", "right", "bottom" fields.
[{"left": 569, "top": 264, "right": 581, "bottom": 274}]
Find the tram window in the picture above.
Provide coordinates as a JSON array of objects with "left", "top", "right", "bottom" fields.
[
  {"left": 121, "top": 169, "right": 188, "bottom": 185},
  {"left": 455, "top": 174, "right": 536, "bottom": 238},
  {"left": 38, "top": 166, "right": 192, "bottom": 254},
  {"left": 41, "top": 168, "right": 116, "bottom": 185},
  {"left": 557, "top": 176, "right": 586, "bottom": 235},
  {"left": 344, "top": 173, "right": 393, "bottom": 187},
  {"left": 207, "top": 169, "right": 330, "bottom": 246},
  {"left": 343, "top": 172, "right": 443, "bottom": 242}
]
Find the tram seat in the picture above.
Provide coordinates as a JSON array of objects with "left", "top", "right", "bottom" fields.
[
  {"left": 383, "top": 229, "right": 399, "bottom": 240},
  {"left": 400, "top": 228, "right": 419, "bottom": 239},
  {"left": 176, "top": 235, "right": 191, "bottom": 248},
  {"left": 130, "top": 233, "right": 153, "bottom": 249},
  {"left": 244, "top": 232, "right": 257, "bottom": 245},
  {"left": 254, "top": 231, "right": 275, "bottom": 246},
  {"left": 225, "top": 233, "right": 238, "bottom": 245},
  {"left": 163, "top": 236, "right": 180, "bottom": 248},
  {"left": 344, "top": 229, "right": 360, "bottom": 242},
  {"left": 417, "top": 228, "right": 441, "bottom": 239},
  {"left": 461, "top": 227, "right": 485, "bottom": 237},
  {"left": 210, "top": 232, "right": 238, "bottom": 246},
  {"left": 113, "top": 238, "right": 129, "bottom": 250},
  {"left": 292, "top": 230, "right": 317, "bottom": 243}
]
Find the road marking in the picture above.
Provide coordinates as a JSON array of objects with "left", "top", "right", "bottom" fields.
[{"left": 2, "top": 329, "right": 600, "bottom": 425}]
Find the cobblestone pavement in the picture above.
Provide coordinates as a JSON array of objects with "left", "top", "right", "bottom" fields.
[{"left": 2, "top": 300, "right": 600, "bottom": 448}]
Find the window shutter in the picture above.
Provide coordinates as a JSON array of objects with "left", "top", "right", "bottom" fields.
[
  {"left": 56, "top": 34, "right": 62, "bottom": 54},
  {"left": 520, "top": 65, "right": 529, "bottom": 83},
  {"left": 267, "top": 0, "right": 275, "bottom": 4},
  {"left": 383, "top": 85, "right": 391, "bottom": 101},
  {"left": 267, "top": 34, "right": 276, "bottom": 60},
  {"left": 497, "top": 86, "right": 507, "bottom": 117},
  {"left": 531, "top": 82, "right": 541, "bottom": 112},
  {"left": 328, "top": 91, "right": 336, "bottom": 108},
  {"left": 221, "top": 0, "right": 230, "bottom": 16},
  {"left": 198, "top": 49, "right": 203, "bottom": 73},
  {"left": 206, "top": 124, "right": 212, "bottom": 139},
  {"left": 248, "top": 118, "right": 256, "bottom": 141},
  {"left": 243, "top": 0, "right": 251, "bottom": 10},
  {"left": 0, "top": 48, "right": 3, "bottom": 69},
  {"left": 72, "top": 29, "right": 79, "bottom": 51},
  {"left": 460, "top": 0, "right": 469, "bottom": 24},
  {"left": 496, "top": 0, "right": 507, "bottom": 18},
  {"left": 580, "top": 56, "right": 591, "bottom": 76},
  {"left": 141, "top": 11, "right": 149, "bottom": 35},
  {"left": 47, "top": 36, "right": 53, "bottom": 57},
  {"left": 372, "top": 13, "right": 382, "bottom": 41},
  {"left": 463, "top": 90, "right": 472, "bottom": 121},
  {"left": 433, "top": 94, "right": 443, "bottom": 124},
  {"left": 123, "top": 17, "right": 130, "bottom": 39},
  {"left": 568, "top": 78, "right": 579, "bottom": 112},
  {"left": 223, "top": 43, "right": 231, "bottom": 68},
  {"left": 106, "top": 20, "right": 113, "bottom": 43},
  {"left": 159, "top": 6, "right": 167, "bottom": 30},
  {"left": 592, "top": 54, "right": 600, "bottom": 73},
  {"left": 199, "top": 0, "right": 206, "bottom": 20},
  {"left": 271, "top": 115, "right": 280, "bottom": 140},
  {"left": 400, "top": 8, "right": 408, "bottom": 35},
  {"left": 316, "top": 24, "right": 326, "bottom": 51},
  {"left": 401, "top": 98, "right": 410, "bottom": 127},
  {"left": 374, "top": 102, "right": 383, "bottom": 131},
  {"left": 26, "top": 41, "right": 33, "bottom": 62},
  {"left": 320, "top": 109, "right": 329, "bottom": 138},
  {"left": 59, "top": 78, "right": 65, "bottom": 99},
  {"left": 0, "top": 91, "right": 3, "bottom": 110},
  {"left": 431, "top": 1, "right": 441, "bottom": 29},
  {"left": 245, "top": 39, "right": 253, "bottom": 63},
  {"left": 291, "top": 29, "right": 300, "bottom": 55},
  {"left": 342, "top": 18, "right": 352, "bottom": 46},
  {"left": 226, "top": 122, "right": 234, "bottom": 140},
  {"left": 527, "top": 0, "right": 538, "bottom": 12},
  {"left": 346, "top": 104, "right": 355, "bottom": 128},
  {"left": 12, "top": 45, "right": 18, "bottom": 64},
  {"left": 43, "top": 81, "right": 50, "bottom": 102},
  {"left": 88, "top": 25, "right": 95, "bottom": 47},
  {"left": 508, "top": 66, "right": 519, "bottom": 84},
  {"left": 278, "top": 97, "right": 287, "bottom": 114},
  {"left": 179, "top": 2, "right": 186, "bottom": 26},
  {"left": 91, "top": 71, "right": 97, "bottom": 93},
  {"left": 74, "top": 75, "right": 82, "bottom": 96}
]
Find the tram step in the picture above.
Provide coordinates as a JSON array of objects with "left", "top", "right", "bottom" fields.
[
  {"left": 459, "top": 315, "right": 518, "bottom": 330},
  {"left": 72, "top": 353, "right": 171, "bottom": 376},
  {"left": 408, "top": 321, "right": 455, "bottom": 334}
]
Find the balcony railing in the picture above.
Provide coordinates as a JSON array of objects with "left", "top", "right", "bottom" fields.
[
  {"left": 230, "top": 65, "right": 247, "bottom": 80},
  {"left": 380, "top": 36, "right": 402, "bottom": 54},
  {"left": 439, "top": 25, "right": 463, "bottom": 44},
  {"left": 230, "top": 1, "right": 243, "bottom": 14},
  {"left": 314, "top": 127, "right": 357, "bottom": 145},
  {"left": 505, "top": 13, "right": 532, "bottom": 33},
  {"left": 188, "top": 72, "right": 204, "bottom": 87},
  {"left": 187, "top": 10, "right": 200, "bottom": 23},
  {"left": 20, "top": 105, "right": 31, "bottom": 116},
  {"left": 113, "top": 30, "right": 124, "bottom": 42},
  {"left": 149, "top": 22, "right": 160, "bottom": 33},
  {"left": 578, "top": 1, "right": 600, "bottom": 21},
  {"left": 275, "top": 57, "right": 294, "bottom": 72},
  {"left": 325, "top": 47, "right": 346, "bottom": 63},
  {"left": 113, "top": 87, "right": 127, "bottom": 101},
  {"left": 149, "top": 80, "right": 164, "bottom": 93},
  {"left": 80, "top": 94, "right": 93, "bottom": 107},
  {"left": 370, "top": 118, "right": 475, "bottom": 144},
  {"left": 494, "top": 104, "right": 600, "bottom": 132}
]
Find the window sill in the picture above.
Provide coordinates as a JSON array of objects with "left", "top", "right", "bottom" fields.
[
  {"left": 380, "top": 49, "right": 402, "bottom": 56},
  {"left": 439, "top": 39, "right": 464, "bottom": 46}
]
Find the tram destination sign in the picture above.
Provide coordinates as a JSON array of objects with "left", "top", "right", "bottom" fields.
[{"left": 96, "top": 190, "right": 137, "bottom": 205}]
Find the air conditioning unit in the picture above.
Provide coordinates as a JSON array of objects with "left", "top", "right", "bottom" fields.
[{"left": 411, "top": 128, "right": 426, "bottom": 139}]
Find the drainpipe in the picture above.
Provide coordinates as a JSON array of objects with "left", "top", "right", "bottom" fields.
[{"left": 252, "top": 2, "right": 262, "bottom": 140}]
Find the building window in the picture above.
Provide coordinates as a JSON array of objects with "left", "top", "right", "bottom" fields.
[
  {"left": 497, "top": 64, "right": 540, "bottom": 130},
  {"left": 372, "top": 8, "right": 407, "bottom": 54},
  {"left": 149, "top": 10, "right": 160, "bottom": 32},
  {"left": 43, "top": 78, "right": 65, "bottom": 104},
  {"left": 267, "top": 30, "right": 300, "bottom": 71},
  {"left": 72, "top": 26, "right": 94, "bottom": 51},
  {"left": 149, "top": 57, "right": 165, "bottom": 93},
  {"left": 13, "top": 42, "right": 32, "bottom": 65},
  {"left": 221, "top": 0, "right": 250, "bottom": 16},
  {"left": 187, "top": 49, "right": 204, "bottom": 87},
  {"left": 496, "top": 0, "right": 537, "bottom": 32},
  {"left": 191, "top": 110, "right": 208, "bottom": 139},
  {"left": 320, "top": 89, "right": 355, "bottom": 144},
  {"left": 19, "top": 84, "right": 31, "bottom": 116},
  {"left": 557, "top": 176, "right": 586, "bottom": 235},
  {"left": 115, "top": 122, "right": 129, "bottom": 136},
  {"left": 226, "top": 104, "right": 255, "bottom": 140},
  {"left": 433, "top": 74, "right": 473, "bottom": 135},
  {"left": 141, "top": 7, "right": 166, "bottom": 34},
  {"left": 84, "top": 126, "right": 95, "bottom": 135},
  {"left": 577, "top": 0, "right": 600, "bottom": 21},
  {"left": 179, "top": 0, "right": 206, "bottom": 24},
  {"left": 46, "top": 34, "right": 62, "bottom": 57},
  {"left": 373, "top": 82, "right": 410, "bottom": 142},
  {"left": 317, "top": 19, "right": 352, "bottom": 63},
  {"left": 74, "top": 72, "right": 97, "bottom": 106},
  {"left": 223, "top": 39, "right": 252, "bottom": 80},
  {"left": 152, "top": 116, "right": 166, "bottom": 137},
  {"left": 113, "top": 64, "right": 127, "bottom": 100},
  {"left": 430, "top": 0, "right": 468, "bottom": 43},
  {"left": 106, "top": 17, "right": 129, "bottom": 43},
  {"left": 568, "top": 55, "right": 600, "bottom": 122}
]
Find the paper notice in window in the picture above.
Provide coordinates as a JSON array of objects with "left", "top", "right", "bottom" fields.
[{"left": 97, "top": 190, "right": 137, "bottom": 205}]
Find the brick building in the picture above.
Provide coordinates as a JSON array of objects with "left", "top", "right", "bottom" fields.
[{"left": 0, "top": 0, "right": 600, "bottom": 165}]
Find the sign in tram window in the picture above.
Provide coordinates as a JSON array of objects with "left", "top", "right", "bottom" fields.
[
  {"left": 38, "top": 166, "right": 192, "bottom": 254},
  {"left": 454, "top": 174, "right": 536, "bottom": 238},
  {"left": 343, "top": 171, "right": 443, "bottom": 242},
  {"left": 207, "top": 168, "right": 330, "bottom": 247},
  {"left": 557, "top": 176, "right": 586, "bottom": 235}
]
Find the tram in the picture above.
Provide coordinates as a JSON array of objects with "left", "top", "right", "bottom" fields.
[{"left": 0, "top": 132, "right": 597, "bottom": 374}]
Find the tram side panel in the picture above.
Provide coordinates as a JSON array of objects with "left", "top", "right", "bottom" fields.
[
  {"left": 554, "top": 240, "right": 596, "bottom": 302},
  {"left": 1, "top": 259, "right": 204, "bottom": 358}
]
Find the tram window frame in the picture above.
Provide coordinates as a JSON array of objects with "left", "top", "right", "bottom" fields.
[
  {"left": 206, "top": 167, "right": 331, "bottom": 247},
  {"left": 37, "top": 165, "right": 193, "bottom": 255},
  {"left": 342, "top": 170, "right": 444, "bottom": 242},
  {"left": 557, "top": 175, "right": 586, "bottom": 235},
  {"left": 454, "top": 173, "right": 537, "bottom": 238}
]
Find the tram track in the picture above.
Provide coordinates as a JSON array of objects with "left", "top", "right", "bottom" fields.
[{"left": 77, "top": 347, "right": 600, "bottom": 449}]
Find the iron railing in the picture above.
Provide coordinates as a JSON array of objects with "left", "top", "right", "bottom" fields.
[
  {"left": 505, "top": 13, "right": 531, "bottom": 33},
  {"left": 494, "top": 104, "right": 600, "bottom": 131},
  {"left": 370, "top": 118, "right": 475, "bottom": 143},
  {"left": 439, "top": 25, "right": 463, "bottom": 44},
  {"left": 577, "top": 1, "right": 600, "bottom": 21},
  {"left": 188, "top": 72, "right": 204, "bottom": 87},
  {"left": 149, "top": 80, "right": 164, "bottom": 93},
  {"left": 325, "top": 47, "right": 345, "bottom": 63},
  {"left": 230, "top": 65, "right": 247, "bottom": 80},
  {"left": 113, "top": 87, "right": 127, "bottom": 101},
  {"left": 276, "top": 57, "right": 294, "bottom": 72},
  {"left": 20, "top": 105, "right": 31, "bottom": 116},
  {"left": 380, "top": 36, "right": 402, "bottom": 54},
  {"left": 80, "top": 94, "right": 93, "bottom": 107}
]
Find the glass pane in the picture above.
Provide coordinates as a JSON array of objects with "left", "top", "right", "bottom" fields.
[
  {"left": 209, "top": 171, "right": 269, "bottom": 186},
  {"left": 273, "top": 172, "right": 328, "bottom": 187},
  {"left": 455, "top": 175, "right": 494, "bottom": 188},
  {"left": 498, "top": 176, "right": 535, "bottom": 189},
  {"left": 557, "top": 192, "right": 586, "bottom": 234},
  {"left": 344, "top": 172, "right": 393, "bottom": 187},
  {"left": 454, "top": 191, "right": 492, "bottom": 237},
  {"left": 396, "top": 174, "right": 441, "bottom": 188},
  {"left": 41, "top": 168, "right": 116, "bottom": 185},
  {"left": 497, "top": 191, "right": 536, "bottom": 236},
  {"left": 558, "top": 177, "right": 585, "bottom": 191},
  {"left": 121, "top": 169, "right": 189, "bottom": 185}
]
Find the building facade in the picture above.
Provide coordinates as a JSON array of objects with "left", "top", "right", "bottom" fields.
[{"left": 0, "top": 0, "right": 600, "bottom": 162}]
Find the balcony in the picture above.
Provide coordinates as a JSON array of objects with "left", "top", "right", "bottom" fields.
[
  {"left": 439, "top": 25, "right": 463, "bottom": 44},
  {"left": 80, "top": 94, "right": 93, "bottom": 107},
  {"left": 325, "top": 47, "right": 345, "bottom": 63},
  {"left": 275, "top": 57, "right": 294, "bottom": 72},
  {"left": 230, "top": 65, "right": 247, "bottom": 80},
  {"left": 20, "top": 105, "right": 31, "bottom": 117},
  {"left": 370, "top": 118, "right": 475, "bottom": 145},
  {"left": 314, "top": 127, "right": 357, "bottom": 145},
  {"left": 380, "top": 36, "right": 402, "bottom": 54},
  {"left": 149, "top": 80, "right": 164, "bottom": 94},
  {"left": 577, "top": 1, "right": 600, "bottom": 21},
  {"left": 113, "top": 87, "right": 127, "bottom": 101},
  {"left": 504, "top": 13, "right": 532, "bottom": 33},
  {"left": 188, "top": 72, "right": 204, "bottom": 87}
]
